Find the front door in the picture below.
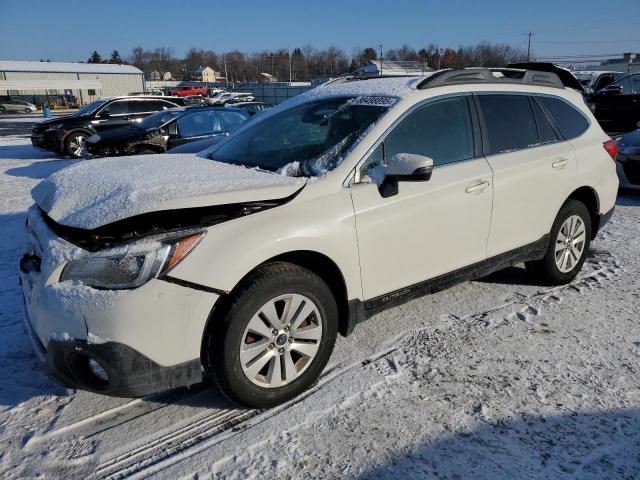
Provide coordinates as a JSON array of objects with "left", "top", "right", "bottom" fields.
[{"left": 350, "top": 95, "right": 493, "bottom": 301}]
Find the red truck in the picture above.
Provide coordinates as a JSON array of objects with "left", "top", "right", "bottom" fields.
[{"left": 168, "top": 85, "right": 208, "bottom": 97}]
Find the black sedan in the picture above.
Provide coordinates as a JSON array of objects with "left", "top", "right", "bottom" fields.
[
  {"left": 84, "top": 106, "right": 249, "bottom": 158},
  {"left": 616, "top": 126, "right": 640, "bottom": 190}
]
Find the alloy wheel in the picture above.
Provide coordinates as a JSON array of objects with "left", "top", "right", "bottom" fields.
[
  {"left": 68, "top": 134, "right": 87, "bottom": 158},
  {"left": 239, "top": 293, "right": 322, "bottom": 388},
  {"left": 555, "top": 214, "right": 586, "bottom": 273}
]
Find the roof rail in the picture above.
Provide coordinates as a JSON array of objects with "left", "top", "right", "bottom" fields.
[
  {"left": 322, "top": 73, "right": 432, "bottom": 86},
  {"left": 416, "top": 68, "right": 565, "bottom": 90}
]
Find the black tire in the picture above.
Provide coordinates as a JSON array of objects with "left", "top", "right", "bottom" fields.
[
  {"left": 24, "top": 108, "right": 31, "bottom": 114},
  {"left": 526, "top": 199, "right": 592, "bottom": 285},
  {"left": 0, "top": 106, "right": 5, "bottom": 113},
  {"left": 206, "top": 262, "right": 338, "bottom": 408},
  {"left": 64, "top": 131, "right": 88, "bottom": 158},
  {"left": 136, "top": 149, "right": 157, "bottom": 155}
]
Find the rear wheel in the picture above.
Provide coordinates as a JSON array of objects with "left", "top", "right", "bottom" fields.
[
  {"left": 65, "top": 132, "right": 88, "bottom": 158},
  {"left": 206, "top": 262, "right": 338, "bottom": 408},
  {"left": 526, "top": 199, "right": 592, "bottom": 285},
  {"left": 24, "top": 108, "right": 31, "bottom": 114}
]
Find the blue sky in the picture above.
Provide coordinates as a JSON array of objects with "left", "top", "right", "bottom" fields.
[{"left": 0, "top": 0, "right": 638, "bottom": 62}]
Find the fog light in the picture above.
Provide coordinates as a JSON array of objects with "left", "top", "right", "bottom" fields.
[{"left": 89, "top": 358, "right": 109, "bottom": 382}]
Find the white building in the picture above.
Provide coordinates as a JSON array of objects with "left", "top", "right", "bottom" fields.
[{"left": 0, "top": 61, "right": 145, "bottom": 105}]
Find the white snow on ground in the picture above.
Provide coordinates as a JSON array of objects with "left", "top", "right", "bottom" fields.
[{"left": 0, "top": 128, "right": 639, "bottom": 479}]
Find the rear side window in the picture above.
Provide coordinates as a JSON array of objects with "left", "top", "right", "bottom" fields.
[
  {"left": 385, "top": 96, "right": 475, "bottom": 166},
  {"left": 531, "top": 99, "right": 558, "bottom": 144},
  {"left": 477, "top": 95, "right": 538, "bottom": 154},
  {"left": 177, "top": 111, "right": 216, "bottom": 137},
  {"left": 539, "top": 97, "right": 589, "bottom": 140},
  {"left": 217, "top": 110, "right": 249, "bottom": 130}
]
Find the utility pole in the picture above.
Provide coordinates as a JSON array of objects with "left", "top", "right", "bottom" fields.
[
  {"left": 289, "top": 47, "right": 292, "bottom": 84},
  {"left": 223, "top": 53, "right": 228, "bottom": 86},
  {"left": 379, "top": 44, "right": 383, "bottom": 76},
  {"left": 527, "top": 31, "right": 534, "bottom": 62}
]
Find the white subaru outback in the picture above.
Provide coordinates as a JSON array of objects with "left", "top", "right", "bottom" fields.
[{"left": 20, "top": 68, "right": 618, "bottom": 408}]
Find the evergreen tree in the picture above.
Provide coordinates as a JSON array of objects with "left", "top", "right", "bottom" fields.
[
  {"left": 87, "top": 51, "right": 102, "bottom": 64},
  {"left": 110, "top": 50, "right": 122, "bottom": 64}
]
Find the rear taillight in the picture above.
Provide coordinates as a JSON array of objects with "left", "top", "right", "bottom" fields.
[{"left": 603, "top": 139, "right": 618, "bottom": 162}]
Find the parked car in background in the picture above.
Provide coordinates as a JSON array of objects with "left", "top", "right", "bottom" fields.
[
  {"left": 0, "top": 100, "right": 38, "bottom": 113},
  {"left": 573, "top": 71, "right": 625, "bottom": 96},
  {"left": 30, "top": 96, "right": 181, "bottom": 158},
  {"left": 166, "top": 132, "right": 228, "bottom": 154},
  {"left": 208, "top": 92, "right": 255, "bottom": 105},
  {"left": 84, "top": 106, "right": 249, "bottom": 157},
  {"left": 615, "top": 126, "right": 640, "bottom": 189},
  {"left": 229, "top": 101, "right": 272, "bottom": 116},
  {"left": 589, "top": 73, "right": 640, "bottom": 134},
  {"left": 21, "top": 69, "right": 617, "bottom": 408},
  {"left": 182, "top": 95, "right": 207, "bottom": 106},
  {"left": 168, "top": 85, "right": 208, "bottom": 97}
]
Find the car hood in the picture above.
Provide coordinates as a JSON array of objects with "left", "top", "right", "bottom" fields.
[
  {"left": 32, "top": 154, "right": 306, "bottom": 230},
  {"left": 86, "top": 125, "right": 148, "bottom": 147}
]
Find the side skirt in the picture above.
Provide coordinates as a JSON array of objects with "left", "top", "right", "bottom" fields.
[{"left": 344, "top": 235, "right": 549, "bottom": 335}]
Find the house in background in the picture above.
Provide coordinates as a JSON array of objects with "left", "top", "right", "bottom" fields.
[
  {"left": 195, "top": 66, "right": 219, "bottom": 82},
  {"left": 256, "top": 72, "right": 276, "bottom": 83}
]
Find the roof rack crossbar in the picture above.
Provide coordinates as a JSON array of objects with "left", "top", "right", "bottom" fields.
[{"left": 417, "top": 68, "right": 565, "bottom": 90}]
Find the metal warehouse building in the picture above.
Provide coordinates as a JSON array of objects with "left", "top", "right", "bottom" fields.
[{"left": 0, "top": 61, "right": 145, "bottom": 106}]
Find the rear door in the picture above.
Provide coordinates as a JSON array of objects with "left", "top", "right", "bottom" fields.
[{"left": 477, "top": 93, "right": 577, "bottom": 258}]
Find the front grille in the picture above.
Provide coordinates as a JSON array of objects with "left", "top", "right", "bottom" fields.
[{"left": 622, "top": 160, "right": 640, "bottom": 185}]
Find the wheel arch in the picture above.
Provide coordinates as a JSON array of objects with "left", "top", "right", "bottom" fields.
[
  {"left": 566, "top": 186, "right": 600, "bottom": 239},
  {"left": 200, "top": 250, "right": 353, "bottom": 366},
  {"left": 60, "top": 128, "right": 93, "bottom": 152}
]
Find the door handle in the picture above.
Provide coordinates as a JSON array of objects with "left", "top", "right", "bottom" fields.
[
  {"left": 465, "top": 181, "right": 490, "bottom": 194},
  {"left": 552, "top": 158, "right": 569, "bottom": 169}
]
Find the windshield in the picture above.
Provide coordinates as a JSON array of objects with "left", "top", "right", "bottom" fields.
[
  {"left": 139, "top": 109, "right": 184, "bottom": 129},
  {"left": 211, "top": 96, "right": 391, "bottom": 176},
  {"left": 75, "top": 99, "right": 109, "bottom": 116}
]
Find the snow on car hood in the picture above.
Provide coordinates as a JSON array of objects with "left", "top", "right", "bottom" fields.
[{"left": 32, "top": 153, "right": 305, "bottom": 230}]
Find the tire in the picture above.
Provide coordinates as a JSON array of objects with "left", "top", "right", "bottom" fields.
[
  {"left": 206, "top": 262, "right": 338, "bottom": 408},
  {"left": 24, "top": 108, "right": 31, "bottom": 114},
  {"left": 64, "top": 132, "right": 88, "bottom": 158},
  {"left": 0, "top": 106, "right": 5, "bottom": 113},
  {"left": 136, "top": 149, "right": 156, "bottom": 155},
  {"left": 526, "top": 199, "right": 592, "bottom": 285}
]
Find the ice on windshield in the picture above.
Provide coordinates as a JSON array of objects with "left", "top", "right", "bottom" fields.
[{"left": 210, "top": 95, "right": 396, "bottom": 177}]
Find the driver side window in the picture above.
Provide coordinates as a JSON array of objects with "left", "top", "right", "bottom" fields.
[{"left": 358, "top": 96, "right": 475, "bottom": 182}]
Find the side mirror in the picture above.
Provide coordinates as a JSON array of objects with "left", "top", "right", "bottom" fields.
[
  {"left": 379, "top": 153, "right": 433, "bottom": 198},
  {"left": 597, "top": 84, "right": 623, "bottom": 96}
]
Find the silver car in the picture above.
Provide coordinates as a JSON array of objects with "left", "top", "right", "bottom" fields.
[{"left": 0, "top": 100, "right": 38, "bottom": 114}]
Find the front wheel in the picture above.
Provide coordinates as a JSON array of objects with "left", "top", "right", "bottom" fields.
[
  {"left": 206, "top": 262, "right": 338, "bottom": 408},
  {"left": 65, "top": 132, "right": 88, "bottom": 158},
  {"left": 526, "top": 199, "right": 592, "bottom": 285}
]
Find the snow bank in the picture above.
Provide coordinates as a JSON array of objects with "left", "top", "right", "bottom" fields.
[{"left": 32, "top": 154, "right": 305, "bottom": 229}]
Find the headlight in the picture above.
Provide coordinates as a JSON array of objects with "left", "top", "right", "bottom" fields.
[{"left": 60, "top": 231, "right": 205, "bottom": 289}]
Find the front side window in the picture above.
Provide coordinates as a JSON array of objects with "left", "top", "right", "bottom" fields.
[
  {"left": 478, "top": 95, "right": 538, "bottom": 155},
  {"left": 385, "top": 96, "right": 475, "bottom": 167},
  {"left": 539, "top": 96, "right": 589, "bottom": 140},
  {"left": 216, "top": 110, "right": 249, "bottom": 131},
  {"left": 101, "top": 100, "right": 130, "bottom": 116},
  {"left": 211, "top": 96, "right": 391, "bottom": 176},
  {"left": 138, "top": 109, "right": 183, "bottom": 129}
]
